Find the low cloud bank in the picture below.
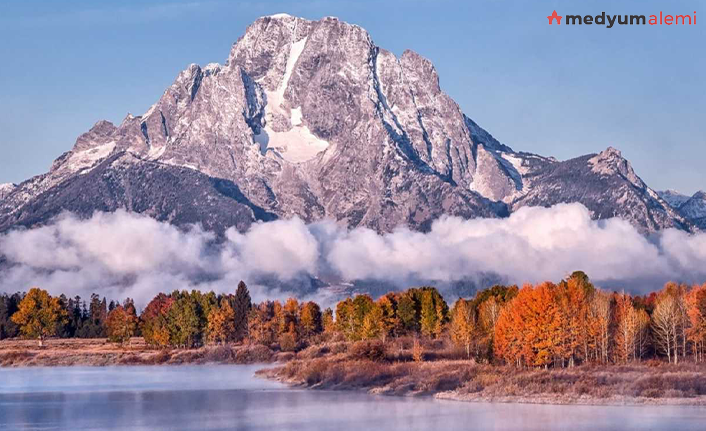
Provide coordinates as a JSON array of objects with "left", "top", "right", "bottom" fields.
[{"left": 1, "top": 204, "right": 705, "bottom": 308}]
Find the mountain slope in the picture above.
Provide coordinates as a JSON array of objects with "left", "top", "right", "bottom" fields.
[
  {"left": 677, "top": 191, "right": 706, "bottom": 229},
  {"left": 0, "top": 14, "right": 692, "bottom": 235}
]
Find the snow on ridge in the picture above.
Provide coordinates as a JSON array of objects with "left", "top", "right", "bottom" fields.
[
  {"left": 255, "top": 33, "right": 330, "bottom": 164},
  {"left": 69, "top": 142, "right": 116, "bottom": 174}
]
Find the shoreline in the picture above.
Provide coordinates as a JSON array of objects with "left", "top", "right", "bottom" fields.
[
  {"left": 256, "top": 369, "right": 706, "bottom": 407},
  {"left": 0, "top": 338, "right": 282, "bottom": 367},
  {"left": 4, "top": 338, "right": 706, "bottom": 407}
]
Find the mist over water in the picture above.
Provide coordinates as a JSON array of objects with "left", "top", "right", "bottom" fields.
[
  {"left": 1, "top": 203, "right": 706, "bottom": 307},
  {"left": 1, "top": 366, "right": 705, "bottom": 431}
]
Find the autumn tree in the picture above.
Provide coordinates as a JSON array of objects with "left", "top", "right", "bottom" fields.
[
  {"left": 106, "top": 304, "right": 138, "bottom": 345},
  {"left": 248, "top": 301, "right": 277, "bottom": 346},
  {"left": 376, "top": 295, "right": 398, "bottom": 343},
  {"left": 300, "top": 301, "right": 322, "bottom": 340},
  {"left": 450, "top": 298, "right": 476, "bottom": 359},
  {"left": 361, "top": 303, "right": 383, "bottom": 340},
  {"left": 613, "top": 293, "right": 638, "bottom": 364},
  {"left": 11, "top": 288, "right": 68, "bottom": 347},
  {"left": 587, "top": 290, "right": 612, "bottom": 364},
  {"left": 322, "top": 308, "right": 335, "bottom": 334},
  {"left": 278, "top": 298, "right": 301, "bottom": 351},
  {"left": 686, "top": 284, "right": 706, "bottom": 362},
  {"left": 494, "top": 295, "right": 524, "bottom": 366},
  {"left": 140, "top": 293, "right": 174, "bottom": 348},
  {"left": 167, "top": 293, "right": 201, "bottom": 348},
  {"left": 554, "top": 279, "right": 588, "bottom": 367},
  {"left": 474, "top": 285, "right": 516, "bottom": 361},
  {"left": 634, "top": 308, "right": 651, "bottom": 361},
  {"left": 652, "top": 288, "right": 681, "bottom": 364},
  {"left": 335, "top": 295, "right": 374, "bottom": 341},
  {"left": 207, "top": 300, "right": 236, "bottom": 344},
  {"left": 493, "top": 283, "right": 562, "bottom": 368},
  {"left": 418, "top": 288, "right": 446, "bottom": 339}
]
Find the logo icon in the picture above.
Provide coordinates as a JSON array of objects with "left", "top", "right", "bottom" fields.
[{"left": 548, "top": 10, "right": 562, "bottom": 25}]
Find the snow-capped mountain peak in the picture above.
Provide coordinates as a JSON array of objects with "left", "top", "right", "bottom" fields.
[{"left": 0, "top": 15, "right": 698, "bottom": 235}]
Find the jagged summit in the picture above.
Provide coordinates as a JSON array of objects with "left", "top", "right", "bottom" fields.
[{"left": 0, "top": 15, "right": 696, "bottom": 234}]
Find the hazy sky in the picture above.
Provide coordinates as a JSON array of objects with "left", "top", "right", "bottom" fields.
[{"left": 1, "top": 0, "right": 704, "bottom": 194}]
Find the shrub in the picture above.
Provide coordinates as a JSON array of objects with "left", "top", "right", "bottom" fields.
[
  {"left": 234, "top": 344, "right": 274, "bottom": 363},
  {"left": 349, "top": 340, "right": 386, "bottom": 362},
  {"left": 279, "top": 333, "right": 298, "bottom": 352},
  {"left": 203, "top": 345, "right": 234, "bottom": 363}
]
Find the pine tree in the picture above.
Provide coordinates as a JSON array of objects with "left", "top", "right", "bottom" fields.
[
  {"left": 233, "top": 281, "right": 251, "bottom": 342},
  {"left": 396, "top": 294, "right": 417, "bottom": 333}
]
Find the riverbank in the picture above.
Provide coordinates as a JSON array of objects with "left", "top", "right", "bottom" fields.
[
  {"left": 0, "top": 338, "right": 281, "bottom": 367},
  {"left": 4, "top": 338, "right": 706, "bottom": 406},
  {"left": 257, "top": 342, "right": 706, "bottom": 406}
]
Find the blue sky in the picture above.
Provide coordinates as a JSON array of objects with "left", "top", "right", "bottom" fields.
[{"left": 1, "top": 0, "right": 704, "bottom": 194}]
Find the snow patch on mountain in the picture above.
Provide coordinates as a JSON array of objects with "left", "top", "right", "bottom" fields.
[
  {"left": 66, "top": 142, "right": 117, "bottom": 174},
  {"left": 255, "top": 34, "right": 330, "bottom": 163}
]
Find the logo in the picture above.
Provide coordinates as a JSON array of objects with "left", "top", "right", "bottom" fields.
[
  {"left": 547, "top": 11, "right": 696, "bottom": 28},
  {"left": 547, "top": 11, "right": 562, "bottom": 25}
]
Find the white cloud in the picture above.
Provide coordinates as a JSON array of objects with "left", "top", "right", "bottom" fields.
[{"left": 1, "top": 204, "right": 705, "bottom": 308}]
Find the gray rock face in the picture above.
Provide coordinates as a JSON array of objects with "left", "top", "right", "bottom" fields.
[
  {"left": 658, "top": 190, "right": 691, "bottom": 208},
  {"left": 670, "top": 191, "right": 706, "bottom": 229},
  {"left": 0, "top": 15, "right": 694, "bottom": 235},
  {"left": 0, "top": 184, "right": 16, "bottom": 201},
  {"left": 509, "top": 148, "right": 689, "bottom": 233}
]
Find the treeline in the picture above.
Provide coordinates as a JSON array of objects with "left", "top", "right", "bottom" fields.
[
  {"left": 0, "top": 292, "right": 120, "bottom": 340},
  {"left": 3, "top": 272, "right": 706, "bottom": 368},
  {"left": 0, "top": 282, "right": 252, "bottom": 348}
]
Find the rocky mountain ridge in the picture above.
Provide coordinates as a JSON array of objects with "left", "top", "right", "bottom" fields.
[{"left": 0, "top": 14, "right": 695, "bottom": 235}]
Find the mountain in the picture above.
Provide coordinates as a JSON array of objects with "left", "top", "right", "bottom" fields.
[
  {"left": 658, "top": 190, "right": 691, "bottom": 208},
  {"left": 0, "top": 14, "right": 693, "bottom": 235},
  {"left": 0, "top": 184, "right": 15, "bottom": 201},
  {"left": 670, "top": 191, "right": 706, "bottom": 229}
]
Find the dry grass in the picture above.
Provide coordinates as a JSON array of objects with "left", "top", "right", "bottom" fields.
[
  {"left": 259, "top": 337, "right": 706, "bottom": 405},
  {"left": 0, "top": 338, "right": 275, "bottom": 367}
]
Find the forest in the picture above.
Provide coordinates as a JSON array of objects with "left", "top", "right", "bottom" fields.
[{"left": 2, "top": 272, "right": 706, "bottom": 368}]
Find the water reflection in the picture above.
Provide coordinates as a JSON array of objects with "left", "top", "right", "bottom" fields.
[{"left": 1, "top": 366, "right": 705, "bottom": 431}]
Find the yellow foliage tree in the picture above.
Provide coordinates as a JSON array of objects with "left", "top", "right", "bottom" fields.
[
  {"left": 106, "top": 305, "right": 138, "bottom": 346},
  {"left": 450, "top": 299, "right": 476, "bottom": 359},
  {"left": 11, "top": 287, "right": 67, "bottom": 347},
  {"left": 207, "top": 300, "right": 236, "bottom": 344}
]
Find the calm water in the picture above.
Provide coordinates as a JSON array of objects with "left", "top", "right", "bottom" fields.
[{"left": 1, "top": 366, "right": 705, "bottom": 431}]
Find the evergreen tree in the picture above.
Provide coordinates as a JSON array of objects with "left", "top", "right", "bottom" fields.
[
  {"left": 233, "top": 281, "right": 251, "bottom": 342},
  {"left": 0, "top": 293, "right": 21, "bottom": 339}
]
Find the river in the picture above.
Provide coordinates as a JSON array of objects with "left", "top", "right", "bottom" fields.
[{"left": 1, "top": 365, "right": 705, "bottom": 430}]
